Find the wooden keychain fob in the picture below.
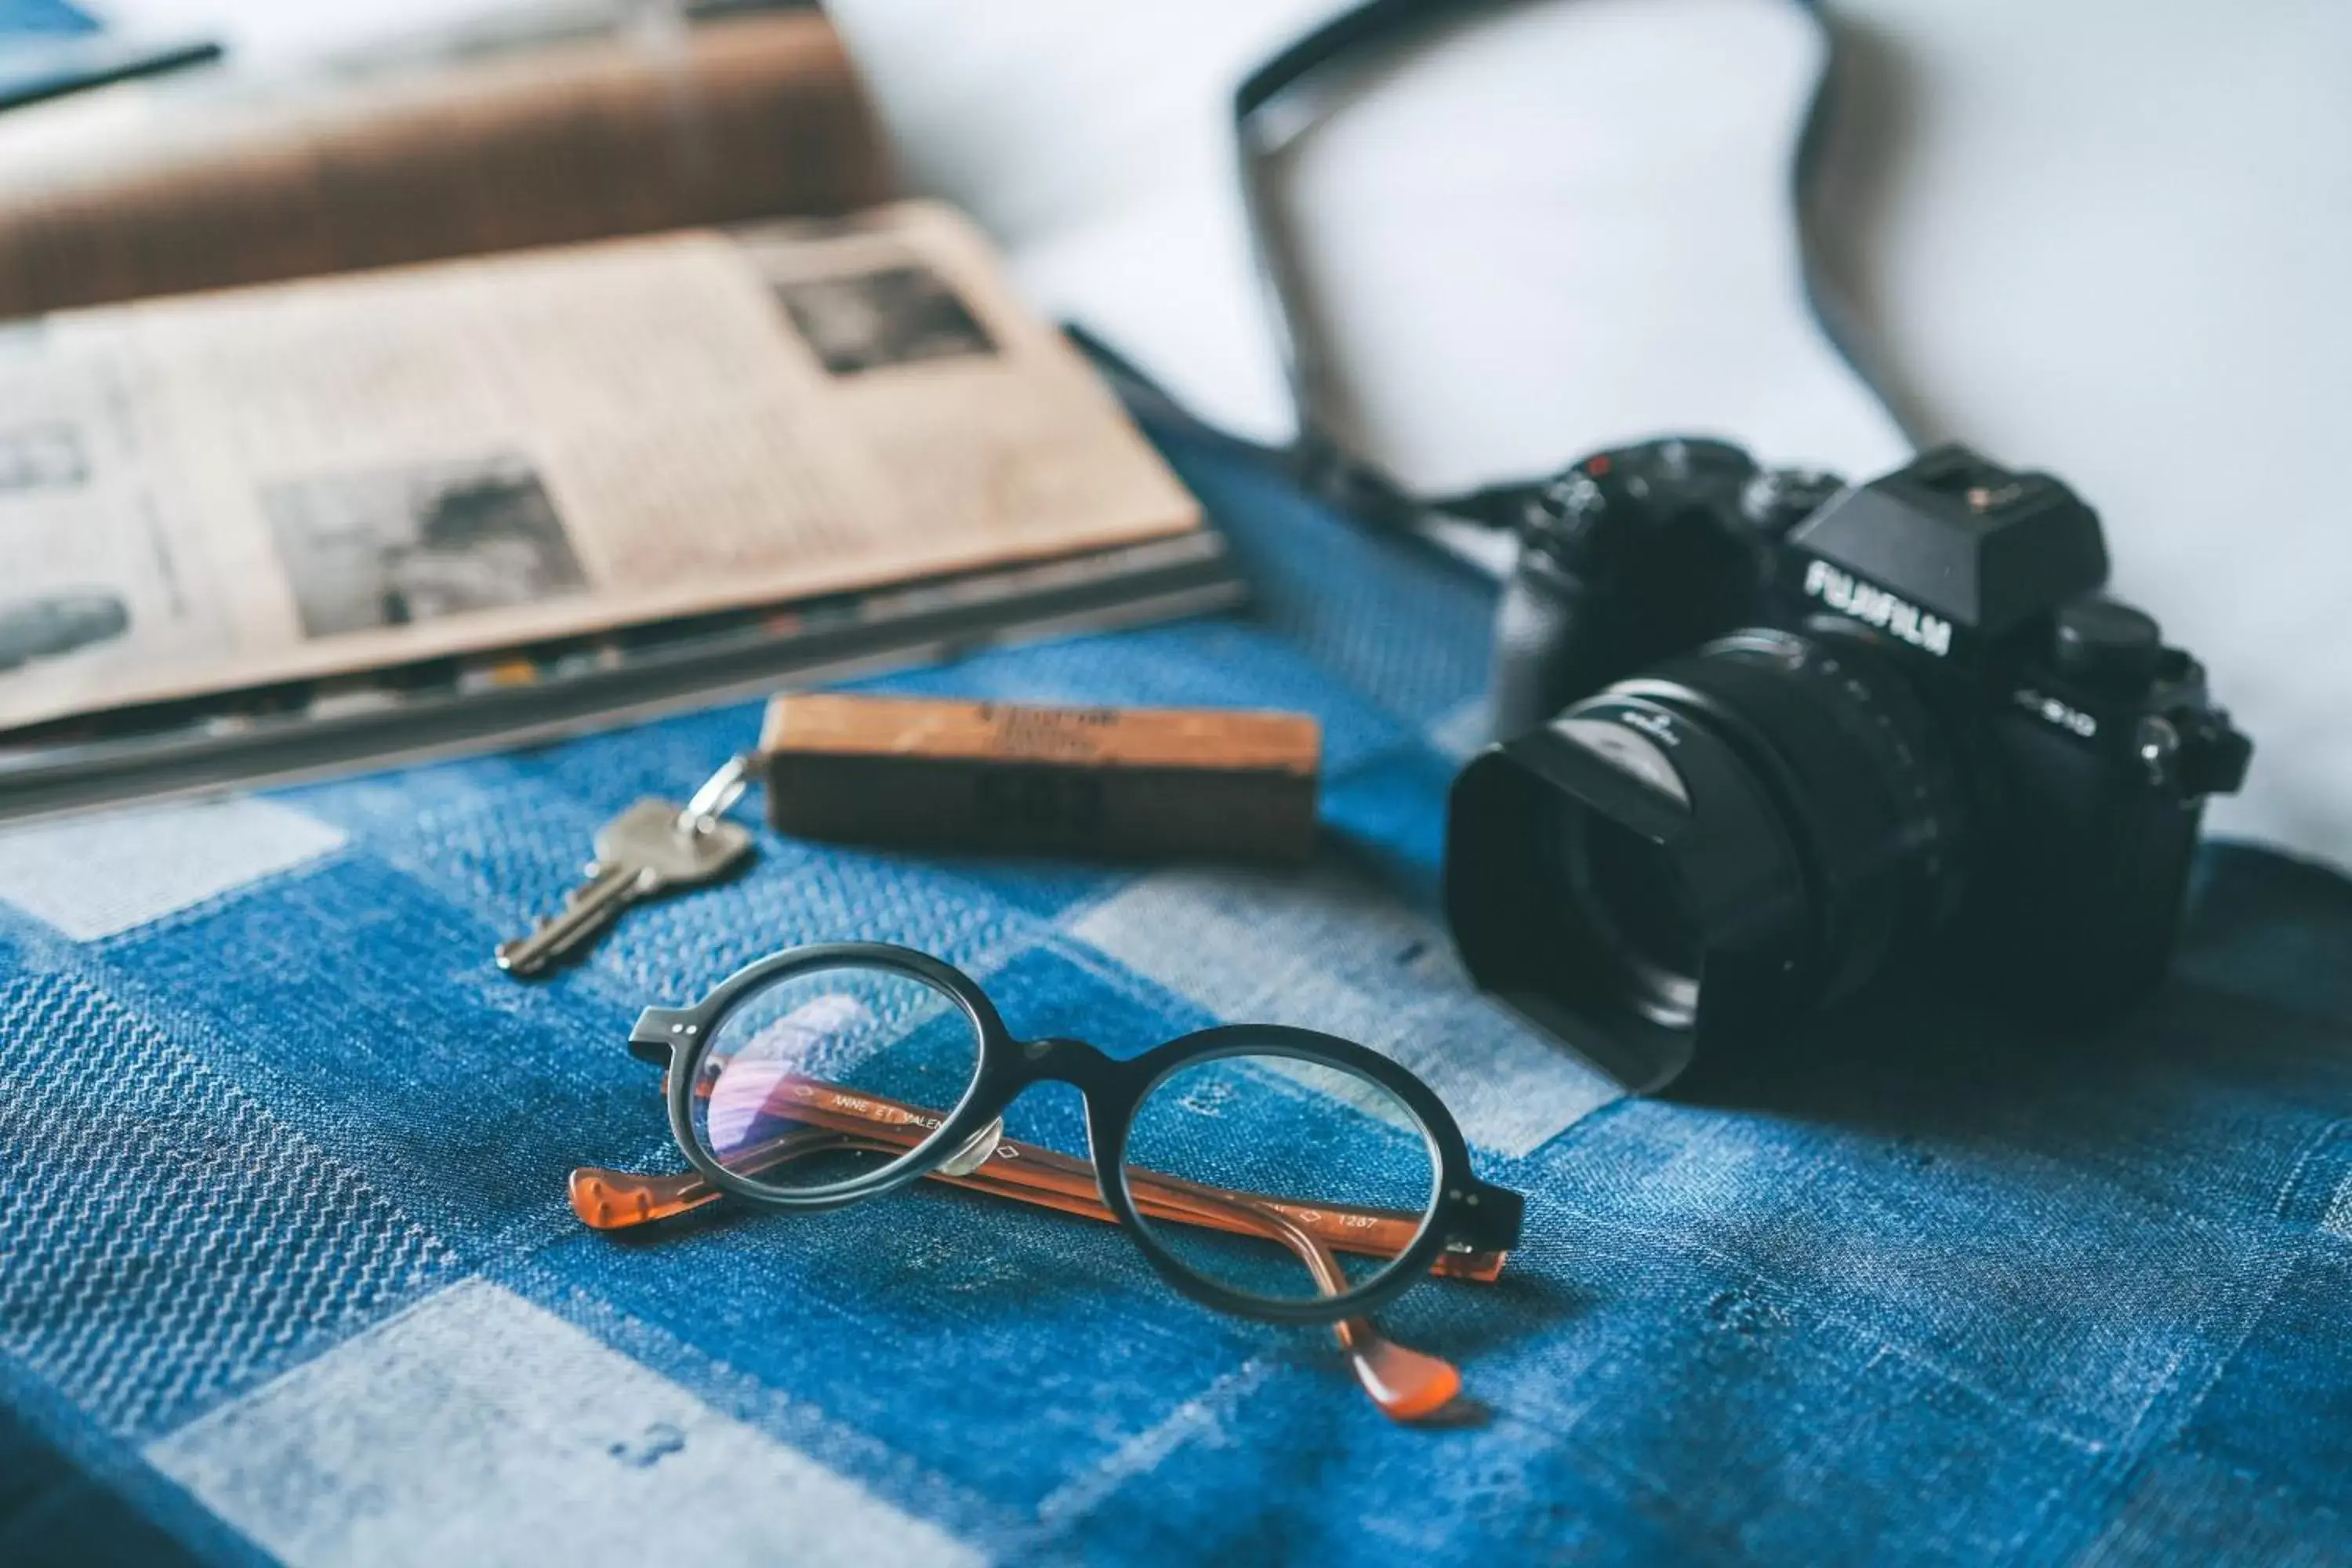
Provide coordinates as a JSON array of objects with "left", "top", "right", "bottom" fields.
[{"left": 758, "top": 694, "right": 1320, "bottom": 862}]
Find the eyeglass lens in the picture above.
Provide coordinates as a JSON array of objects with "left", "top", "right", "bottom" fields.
[
  {"left": 691, "top": 963, "right": 985, "bottom": 1193},
  {"left": 1123, "top": 1053, "right": 1440, "bottom": 1305}
]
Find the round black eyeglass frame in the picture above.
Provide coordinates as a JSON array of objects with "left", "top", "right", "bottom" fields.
[{"left": 628, "top": 942, "right": 1525, "bottom": 1327}]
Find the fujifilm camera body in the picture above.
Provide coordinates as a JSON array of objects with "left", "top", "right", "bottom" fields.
[{"left": 1447, "top": 439, "right": 2251, "bottom": 1091}]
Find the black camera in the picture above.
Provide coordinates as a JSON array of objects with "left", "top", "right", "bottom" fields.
[{"left": 1446, "top": 438, "right": 2252, "bottom": 1091}]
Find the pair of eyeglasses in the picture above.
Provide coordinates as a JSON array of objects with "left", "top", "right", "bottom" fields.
[{"left": 572, "top": 942, "right": 1526, "bottom": 1421}]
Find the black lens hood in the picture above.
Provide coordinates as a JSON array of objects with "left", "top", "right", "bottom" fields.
[{"left": 1446, "top": 695, "right": 1811, "bottom": 1091}]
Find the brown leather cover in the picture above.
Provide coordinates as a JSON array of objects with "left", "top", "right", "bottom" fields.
[{"left": 0, "top": 12, "right": 889, "bottom": 319}]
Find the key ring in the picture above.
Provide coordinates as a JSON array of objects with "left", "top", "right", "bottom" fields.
[{"left": 677, "top": 752, "right": 753, "bottom": 835}]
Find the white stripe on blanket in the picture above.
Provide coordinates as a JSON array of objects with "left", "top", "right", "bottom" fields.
[{"left": 147, "top": 1279, "right": 983, "bottom": 1568}]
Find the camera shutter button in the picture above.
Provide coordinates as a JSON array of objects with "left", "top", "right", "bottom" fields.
[{"left": 2055, "top": 600, "right": 2162, "bottom": 686}]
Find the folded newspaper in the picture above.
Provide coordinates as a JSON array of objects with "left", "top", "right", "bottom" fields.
[{"left": 0, "top": 201, "right": 1236, "bottom": 818}]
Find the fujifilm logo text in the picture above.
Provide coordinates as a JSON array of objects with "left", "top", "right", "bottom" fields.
[{"left": 1802, "top": 561, "right": 1954, "bottom": 656}]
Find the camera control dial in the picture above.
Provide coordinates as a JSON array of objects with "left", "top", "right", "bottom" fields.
[{"left": 2054, "top": 599, "right": 2163, "bottom": 687}]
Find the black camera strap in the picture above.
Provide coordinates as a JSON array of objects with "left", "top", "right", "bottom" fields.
[
  {"left": 1115, "top": 0, "right": 1908, "bottom": 539},
  {"left": 1232, "top": 0, "right": 1535, "bottom": 533}
]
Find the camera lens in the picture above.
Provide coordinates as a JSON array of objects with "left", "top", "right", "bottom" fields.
[
  {"left": 1446, "top": 626, "right": 1968, "bottom": 1089},
  {"left": 1552, "top": 810, "right": 1701, "bottom": 1027}
]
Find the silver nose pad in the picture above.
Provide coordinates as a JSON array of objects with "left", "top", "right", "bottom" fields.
[{"left": 935, "top": 1116, "right": 1004, "bottom": 1178}]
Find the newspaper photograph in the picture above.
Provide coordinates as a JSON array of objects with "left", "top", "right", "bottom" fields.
[
  {"left": 0, "top": 201, "right": 1200, "bottom": 731},
  {"left": 261, "top": 455, "right": 589, "bottom": 637}
]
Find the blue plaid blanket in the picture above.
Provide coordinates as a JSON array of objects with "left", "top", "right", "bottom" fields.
[{"left": 3, "top": 407, "right": 2350, "bottom": 1566}]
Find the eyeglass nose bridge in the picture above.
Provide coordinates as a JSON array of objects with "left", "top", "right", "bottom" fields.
[{"left": 1011, "top": 1036, "right": 1119, "bottom": 1088}]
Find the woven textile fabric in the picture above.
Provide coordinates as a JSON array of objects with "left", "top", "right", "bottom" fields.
[{"left": 2, "top": 416, "right": 2349, "bottom": 1566}]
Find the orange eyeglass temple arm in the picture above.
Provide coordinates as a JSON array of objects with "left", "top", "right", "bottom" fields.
[
  {"left": 569, "top": 1074, "right": 1501, "bottom": 1424},
  {"left": 575, "top": 1073, "right": 1507, "bottom": 1283},
  {"left": 572, "top": 1126, "right": 1465, "bottom": 1423}
]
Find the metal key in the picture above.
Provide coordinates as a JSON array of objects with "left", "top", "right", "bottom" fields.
[{"left": 498, "top": 760, "right": 756, "bottom": 977}]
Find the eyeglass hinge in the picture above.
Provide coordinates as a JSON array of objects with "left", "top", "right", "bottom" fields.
[
  {"left": 626, "top": 1007, "right": 702, "bottom": 1062},
  {"left": 1455, "top": 1181, "right": 1525, "bottom": 1253}
]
